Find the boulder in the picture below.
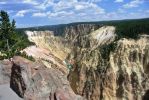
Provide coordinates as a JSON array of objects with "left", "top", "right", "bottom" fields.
[{"left": 10, "top": 56, "right": 84, "bottom": 100}]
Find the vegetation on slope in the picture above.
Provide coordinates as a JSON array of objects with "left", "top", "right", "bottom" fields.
[
  {"left": 103, "top": 18, "right": 149, "bottom": 39},
  {"left": 0, "top": 10, "right": 34, "bottom": 60},
  {"left": 20, "top": 18, "right": 149, "bottom": 39},
  {"left": 68, "top": 18, "right": 149, "bottom": 39}
]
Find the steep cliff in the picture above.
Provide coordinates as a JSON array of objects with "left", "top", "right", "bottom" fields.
[
  {"left": 24, "top": 31, "right": 71, "bottom": 74},
  {"left": 25, "top": 30, "right": 71, "bottom": 60},
  {"left": 66, "top": 26, "right": 149, "bottom": 100}
]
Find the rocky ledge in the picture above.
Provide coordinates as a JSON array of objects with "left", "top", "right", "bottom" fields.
[{"left": 0, "top": 56, "right": 84, "bottom": 100}]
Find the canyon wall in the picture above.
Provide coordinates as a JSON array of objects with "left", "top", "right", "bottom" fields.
[{"left": 23, "top": 24, "right": 149, "bottom": 100}]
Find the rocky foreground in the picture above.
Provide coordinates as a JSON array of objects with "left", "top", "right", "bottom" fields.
[{"left": 0, "top": 56, "right": 83, "bottom": 100}]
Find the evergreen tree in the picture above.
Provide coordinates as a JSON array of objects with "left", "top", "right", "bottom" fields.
[
  {"left": 0, "top": 11, "right": 17, "bottom": 58},
  {"left": 0, "top": 10, "right": 13, "bottom": 50}
]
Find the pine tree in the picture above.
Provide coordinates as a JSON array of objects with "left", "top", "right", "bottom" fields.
[
  {"left": 0, "top": 10, "right": 34, "bottom": 59},
  {"left": 0, "top": 10, "right": 12, "bottom": 50},
  {"left": 0, "top": 10, "right": 17, "bottom": 59}
]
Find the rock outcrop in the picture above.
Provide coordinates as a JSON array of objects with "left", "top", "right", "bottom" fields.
[
  {"left": 10, "top": 56, "right": 83, "bottom": 100},
  {"left": 0, "top": 56, "right": 84, "bottom": 100}
]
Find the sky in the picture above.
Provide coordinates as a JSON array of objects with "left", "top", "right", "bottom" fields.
[{"left": 0, "top": 0, "right": 149, "bottom": 28}]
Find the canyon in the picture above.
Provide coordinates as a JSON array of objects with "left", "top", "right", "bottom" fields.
[{"left": 0, "top": 24, "right": 149, "bottom": 100}]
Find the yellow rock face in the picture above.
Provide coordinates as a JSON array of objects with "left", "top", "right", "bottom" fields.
[
  {"left": 24, "top": 31, "right": 72, "bottom": 74},
  {"left": 25, "top": 30, "right": 71, "bottom": 61}
]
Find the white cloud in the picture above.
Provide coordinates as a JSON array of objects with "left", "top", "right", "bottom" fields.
[
  {"left": 114, "top": 0, "right": 123, "bottom": 3},
  {"left": 0, "top": 1, "right": 7, "bottom": 4},
  {"left": 15, "top": 9, "right": 33, "bottom": 17},
  {"left": 1, "top": 0, "right": 148, "bottom": 26},
  {"left": 75, "top": 4, "right": 84, "bottom": 10},
  {"left": 0, "top": 0, "right": 39, "bottom": 5},
  {"left": 34, "top": 0, "right": 104, "bottom": 14},
  {"left": 35, "top": 0, "right": 54, "bottom": 10},
  {"left": 32, "top": 12, "right": 47, "bottom": 17},
  {"left": 47, "top": 11, "right": 74, "bottom": 18},
  {"left": 53, "top": 0, "right": 76, "bottom": 11},
  {"left": 117, "top": 8, "right": 125, "bottom": 13},
  {"left": 32, "top": 10, "right": 74, "bottom": 18},
  {"left": 74, "top": 2, "right": 99, "bottom": 11},
  {"left": 14, "top": 0, "right": 104, "bottom": 18},
  {"left": 52, "top": 0, "right": 105, "bottom": 14},
  {"left": 22, "top": 0, "right": 39, "bottom": 5},
  {"left": 77, "top": 0, "right": 102, "bottom": 3},
  {"left": 123, "top": 0, "right": 143, "bottom": 8}
]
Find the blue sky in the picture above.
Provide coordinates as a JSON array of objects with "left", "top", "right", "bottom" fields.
[{"left": 0, "top": 0, "right": 149, "bottom": 27}]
